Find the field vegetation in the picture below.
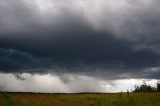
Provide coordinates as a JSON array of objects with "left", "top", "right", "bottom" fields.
[{"left": 0, "top": 92, "right": 160, "bottom": 106}]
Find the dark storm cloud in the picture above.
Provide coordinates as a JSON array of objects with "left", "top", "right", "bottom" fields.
[
  {"left": 0, "top": 48, "right": 52, "bottom": 73},
  {"left": 0, "top": 0, "right": 160, "bottom": 80},
  {"left": 0, "top": 46, "right": 159, "bottom": 80}
]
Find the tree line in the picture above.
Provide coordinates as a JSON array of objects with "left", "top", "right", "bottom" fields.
[{"left": 133, "top": 80, "right": 160, "bottom": 92}]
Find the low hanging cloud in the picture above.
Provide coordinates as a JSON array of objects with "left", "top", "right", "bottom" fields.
[
  {"left": 0, "top": 73, "right": 158, "bottom": 92},
  {"left": 0, "top": 73, "right": 106, "bottom": 93},
  {"left": 0, "top": 0, "right": 160, "bottom": 92}
]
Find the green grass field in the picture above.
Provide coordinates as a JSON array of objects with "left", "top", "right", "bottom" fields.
[{"left": 0, "top": 92, "right": 160, "bottom": 106}]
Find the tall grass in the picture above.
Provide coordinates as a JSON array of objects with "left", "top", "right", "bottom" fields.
[
  {"left": 0, "top": 92, "right": 160, "bottom": 106},
  {"left": 1, "top": 93, "right": 15, "bottom": 106}
]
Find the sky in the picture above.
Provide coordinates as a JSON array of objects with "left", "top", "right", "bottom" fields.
[{"left": 0, "top": 0, "right": 160, "bottom": 92}]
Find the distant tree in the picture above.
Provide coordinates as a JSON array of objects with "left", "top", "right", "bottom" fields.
[
  {"left": 157, "top": 81, "right": 160, "bottom": 92},
  {"left": 133, "top": 80, "right": 156, "bottom": 92},
  {"left": 134, "top": 85, "right": 140, "bottom": 92},
  {"left": 140, "top": 80, "right": 148, "bottom": 92}
]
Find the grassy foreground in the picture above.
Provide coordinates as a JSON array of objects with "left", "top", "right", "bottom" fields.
[{"left": 0, "top": 92, "right": 160, "bottom": 106}]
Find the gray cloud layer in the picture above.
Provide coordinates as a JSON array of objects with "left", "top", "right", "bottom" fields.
[{"left": 0, "top": 0, "right": 160, "bottom": 80}]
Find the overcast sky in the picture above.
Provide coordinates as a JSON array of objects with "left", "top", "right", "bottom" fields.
[{"left": 0, "top": 0, "right": 160, "bottom": 92}]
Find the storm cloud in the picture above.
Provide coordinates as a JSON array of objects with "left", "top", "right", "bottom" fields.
[{"left": 0, "top": 0, "right": 160, "bottom": 92}]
